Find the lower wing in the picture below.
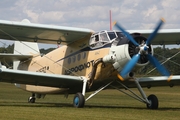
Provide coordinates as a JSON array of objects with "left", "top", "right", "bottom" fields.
[
  {"left": 0, "top": 67, "right": 180, "bottom": 89},
  {"left": 138, "top": 76, "right": 180, "bottom": 88},
  {"left": 0, "top": 67, "right": 83, "bottom": 88}
]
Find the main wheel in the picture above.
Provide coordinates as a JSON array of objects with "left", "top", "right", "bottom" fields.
[
  {"left": 146, "top": 94, "right": 158, "bottom": 109},
  {"left": 73, "top": 93, "right": 85, "bottom": 108}
]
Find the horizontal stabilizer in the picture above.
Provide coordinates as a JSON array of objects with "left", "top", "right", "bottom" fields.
[{"left": 0, "top": 54, "right": 33, "bottom": 62}]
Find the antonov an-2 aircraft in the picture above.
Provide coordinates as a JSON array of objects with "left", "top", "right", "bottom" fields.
[{"left": 0, "top": 18, "right": 180, "bottom": 109}]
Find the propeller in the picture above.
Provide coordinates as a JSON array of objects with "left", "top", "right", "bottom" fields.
[{"left": 114, "top": 18, "right": 170, "bottom": 79}]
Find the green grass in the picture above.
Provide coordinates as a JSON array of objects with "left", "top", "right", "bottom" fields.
[{"left": 0, "top": 83, "right": 180, "bottom": 120}]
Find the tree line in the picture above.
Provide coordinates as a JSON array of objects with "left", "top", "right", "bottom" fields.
[{"left": 138, "top": 47, "right": 180, "bottom": 76}]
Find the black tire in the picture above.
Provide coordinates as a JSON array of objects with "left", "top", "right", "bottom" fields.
[
  {"left": 73, "top": 93, "right": 85, "bottom": 108},
  {"left": 146, "top": 94, "right": 158, "bottom": 109},
  {"left": 28, "top": 97, "right": 36, "bottom": 103}
]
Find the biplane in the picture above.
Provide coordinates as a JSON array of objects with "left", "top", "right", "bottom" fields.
[{"left": 0, "top": 18, "right": 180, "bottom": 109}]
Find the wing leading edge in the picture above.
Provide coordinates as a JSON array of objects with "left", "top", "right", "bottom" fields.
[
  {"left": 138, "top": 76, "right": 180, "bottom": 88},
  {"left": 0, "top": 68, "right": 84, "bottom": 88}
]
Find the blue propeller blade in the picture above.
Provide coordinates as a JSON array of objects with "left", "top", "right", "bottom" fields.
[
  {"left": 147, "top": 54, "right": 170, "bottom": 76},
  {"left": 146, "top": 18, "right": 165, "bottom": 45},
  {"left": 120, "top": 54, "right": 140, "bottom": 78},
  {"left": 115, "top": 22, "right": 139, "bottom": 46},
  {"left": 114, "top": 18, "right": 169, "bottom": 79}
]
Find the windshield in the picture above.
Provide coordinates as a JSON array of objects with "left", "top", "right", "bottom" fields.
[
  {"left": 108, "top": 32, "right": 116, "bottom": 40},
  {"left": 100, "top": 32, "right": 109, "bottom": 42},
  {"left": 89, "top": 31, "right": 111, "bottom": 49}
]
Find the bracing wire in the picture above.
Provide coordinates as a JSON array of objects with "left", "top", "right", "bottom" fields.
[{"left": 145, "top": 48, "right": 180, "bottom": 76}]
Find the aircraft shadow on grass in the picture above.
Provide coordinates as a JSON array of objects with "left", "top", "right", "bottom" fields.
[{"left": 0, "top": 102, "right": 180, "bottom": 111}]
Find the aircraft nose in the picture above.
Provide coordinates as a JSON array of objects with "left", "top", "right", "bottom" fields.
[{"left": 114, "top": 18, "right": 170, "bottom": 78}]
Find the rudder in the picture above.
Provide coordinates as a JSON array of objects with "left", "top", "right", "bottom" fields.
[{"left": 13, "top": 41, "right": 40, "bottom": 70}]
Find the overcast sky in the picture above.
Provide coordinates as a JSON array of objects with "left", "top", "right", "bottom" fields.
[{"left": 0, "top": 0, "right": 180, "bottom": 48}]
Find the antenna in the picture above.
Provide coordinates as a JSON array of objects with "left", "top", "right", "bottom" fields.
[{"left": 110, "top": 10, "right": 112, "bottom": 30}]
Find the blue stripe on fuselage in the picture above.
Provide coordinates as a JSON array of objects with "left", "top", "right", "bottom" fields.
[{"left": 55, "top": 43, "right": 112, "bottom": 63}]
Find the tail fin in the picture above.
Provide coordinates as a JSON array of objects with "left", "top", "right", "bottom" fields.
[{"left": 13, "top": 41, "right": 40, "bottom": 70}]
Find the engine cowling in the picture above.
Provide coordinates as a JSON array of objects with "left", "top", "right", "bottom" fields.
[
  {"left": 103, "top": 34, "right": 153, "bottom": 73},
  {"left": 128, "top": 34, "right": 153, "bottom": 66}
]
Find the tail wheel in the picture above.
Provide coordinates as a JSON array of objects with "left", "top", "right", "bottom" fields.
[
  {"left": 146, "top": 94, "right": 158, "bottom": 109},
  {"left": 28, "top": 97, "right": 36, "bottom": 103},
  {"left": 73, "top": 93, "right": 85, "bottom": 108}
]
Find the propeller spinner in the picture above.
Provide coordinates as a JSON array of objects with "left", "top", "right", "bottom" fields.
[{"left": 115, "top": 18, "right": 170, "bottom": 79}]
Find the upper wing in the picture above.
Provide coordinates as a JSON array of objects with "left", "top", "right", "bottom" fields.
[
  {"left": 0, "top": 67, "right": 84, "bottom": 88},
  {"left": 128, "top": 29, "right": 180, "bottom": 45},
  {"left": 0, "top": 19, "right": 94, "bottom": 45},
  {"left": 1, "top": 19, "right": 179, "bottom": 46}
]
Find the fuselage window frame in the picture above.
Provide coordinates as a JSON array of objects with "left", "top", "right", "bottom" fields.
[{"left": 89, "top": 31, "right": 112, "bottom": 49}]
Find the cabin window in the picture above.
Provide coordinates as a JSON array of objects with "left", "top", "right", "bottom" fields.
[
  {"left": 72, "top": 56, "right": 76, "bottom": 62},
  {"left": 83, "top": 52, "right": 86, "bottom": 59},
  {"left": 68, "top": 58, "right": 71, "bottom": 64},
  {"left": 78, "top": 54, "right": 81, "bottom": 61}
]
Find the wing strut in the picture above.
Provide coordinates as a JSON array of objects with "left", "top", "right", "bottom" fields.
[{"left": 110, "top": 79, "right": 158, "bottom": 109}]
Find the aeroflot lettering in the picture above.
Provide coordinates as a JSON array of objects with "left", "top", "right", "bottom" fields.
[{"left": 65, "top": 60, "right": 94, "bottom": 75}]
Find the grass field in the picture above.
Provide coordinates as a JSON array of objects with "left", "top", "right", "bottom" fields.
[{"left": 0, "top": 82, "right": 180, "bottom": 120}]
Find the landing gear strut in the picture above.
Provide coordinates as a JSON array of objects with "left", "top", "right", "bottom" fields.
[
  {"left": 74, "top": 76, "right": 159, "bottom": 109},
  {"left": 28, "top": 93, "right": 36, "bottom": 103},
  {"left": 73, "top": 77, "right": 87, "bottom": 108},
  {"left": 111, "top": 79, "right": 159, "bottom": 109}
]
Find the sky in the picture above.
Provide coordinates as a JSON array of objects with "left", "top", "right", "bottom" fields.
[{"left": 0, "top": 0, "right": 180, "bottom": 48}]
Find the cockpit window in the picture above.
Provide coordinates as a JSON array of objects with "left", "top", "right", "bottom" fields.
[
  {"left": 89, "top": 36, "right": 96, "bottom": 47},
  {"left": 116, "top": 32, "right": 124, "bottom": 38},
  {"left": 108, "top": 32, "right": 116, "bottom": 40},
  {"left": 89, "top": 35, "right": 102, "bottom": 48},
  {"left": 89, "top": 31, "right": 111, "bottom": 49},
  {"left": 95, "top": 35, "right": 99, "bottom": 41},
  {"left": 100, "top": 33, "right": 109, "bottom": 42},
  {"left": 88, "top": 30, "right": 128, "bottom": 49}
]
